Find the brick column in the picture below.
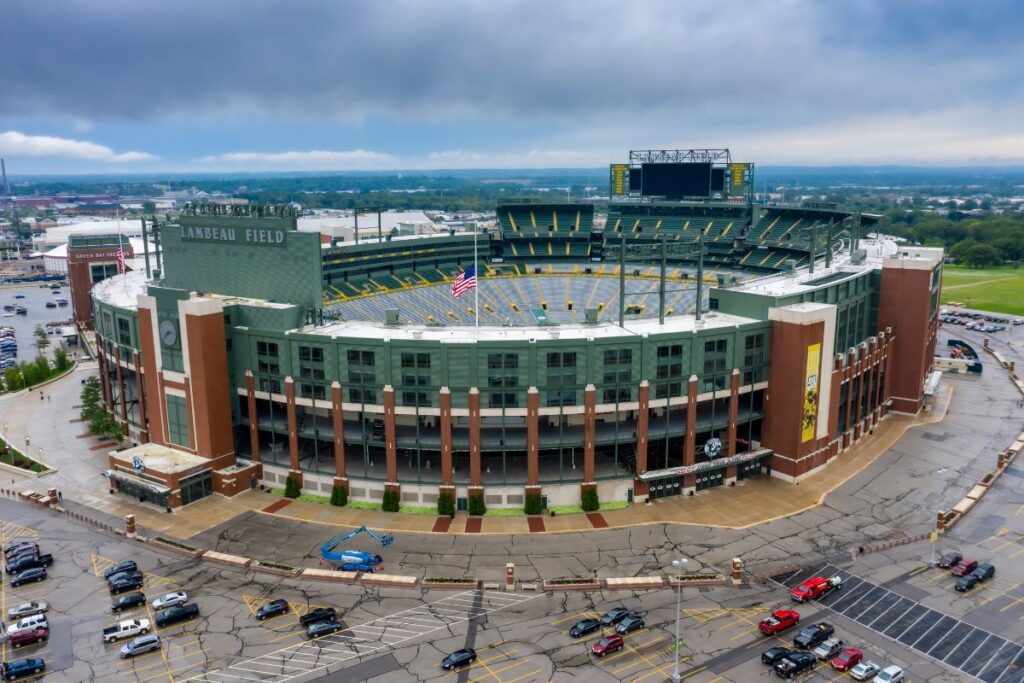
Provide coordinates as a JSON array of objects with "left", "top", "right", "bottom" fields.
[
  {"left": 881, "top": 328, "right": 895, "bottom": 415},
  {"left": 526, "top": 387, "right": 539, "bottom": 487},
  {"left": 285, "top": 377, "right": 301, "bottom": 487},
  {"left": 844, "top": 349, "right": 856, "bottom": 448},
  {"left": 331, "top": 381, "right": 346, "bottom": 491},
  {"left": 684, "top": 375, "right": 698, "bottom": 488},
  {"left": 246, "top": 371, "right": 260, "bottom": 462},
  {"left": 726, "top": 369, "right": 739, "bottom": 481},
  {"left": 854, "top": 345, "right": 866, "bottom": 440},
  {"left": 114, "top": 346, "right": 128, "bottom": 428},
  {"left": 865, "top": 338, "right": 878, "bottom": 429},
  {"left": 583, "top": 384, "right": 596, "bottom": 484},
  {"left": 383, "top": 386, "right": 398, "bottom": 491},
  {"left": 133, "top": 351, "right": 148, "bottom": 443},
  {"left": 635, "top": 380, "right": 649, "bottom": 497},
  {"left": 439, "top": 387, "right": 453, "bottom": 487},
  {"left": 469, "top": 388, "right": 482, "bottom": 487}
]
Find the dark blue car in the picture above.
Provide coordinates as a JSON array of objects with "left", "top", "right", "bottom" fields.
[{"left": 2, "top": 658, "right": 45, "bottom": 680}]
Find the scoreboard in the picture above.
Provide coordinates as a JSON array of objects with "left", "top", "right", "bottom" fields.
[{"left": 609, "top": 150, "right": 752, "bottom": 202}]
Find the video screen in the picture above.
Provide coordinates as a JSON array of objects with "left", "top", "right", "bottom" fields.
[{"left": 641, "top": 162, "right": 712, "bottom": 198}]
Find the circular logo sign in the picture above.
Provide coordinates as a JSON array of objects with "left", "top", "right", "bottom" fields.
[
  {"left": 704, "top": 437, "right": 723, "bottom": 458},
  {"left": 131, "top": 456, "right": 146, "bottom": 474}
]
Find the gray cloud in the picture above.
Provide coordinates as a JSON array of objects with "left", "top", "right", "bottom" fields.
[{"left": 4, "top": 0, "right": 1021, "bottom": 131}]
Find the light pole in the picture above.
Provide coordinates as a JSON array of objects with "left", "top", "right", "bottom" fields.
[
  {"left": 671, "top": 557, "right": 689, "bottom": 682},
  {"left": 929, "top": 510, "right": 939, "bottom": 568}
]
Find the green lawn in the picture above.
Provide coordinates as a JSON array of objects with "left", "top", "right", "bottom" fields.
[{"left": 941, "top": 265, "right": 1024, "bottom": 316}]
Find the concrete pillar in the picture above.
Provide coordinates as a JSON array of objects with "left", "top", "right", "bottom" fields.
[
  {"left": 726, "top": 369, "right": 739, "bottom": 480},
  {"left": 731, "top": 557, "right": 743, "bottom": 585},
  {"left": 47, "top": 487, "right": 58, "bottom": 509},
  {"left": 506, "top": 562, "right": 515, "bottom": 592},
  {"left": 469, "top": 388, "right": 482, "bottom": 487},
  {"left": 526, "top": 387, "right": 539, "bottom": 486},
  {"left": 331, "top": 381, "right": 346, "bottom": 491},
  {"left": 998, "top": 451, "right": 1008, "bottom": 471},
  {"left": 583, "top": 384, "right": 596, "bottom": 483},
  {"left": 936, "top": 510, "right": 947, "bottom": 532},
  {"left": 383, "top": 385, "right": 398, "bottom": 484},
  {"left": 684, "top": 375, "right": 697, "bottom": 488},
  {"left": 635, "top": 381, "right": 650, "bottom": 497},
  {"left": 125, "top": 514, "right": 136, "bottom": 539},
  {"left": 284, "top": 377, "right": 301, "bottom": 486},
  {"left": 246, "top": 371, "right": 260, "bottom": 463},
  {"left": 439, "top": 387, "right": 453, "bottom": 487}
]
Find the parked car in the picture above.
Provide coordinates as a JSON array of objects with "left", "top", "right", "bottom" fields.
[
  {"left": 1, "top": 657, "right": 45, "bottom": 680},
  {"left": 793, "top": 622, "right": 834, "bottom": 650},
  {"left": 6, "top": 615, "right": 48, "bottom": 636},
  {"left": 761, "top": 646, "right": 794, "bottom": 666},
  {"left": 120, "top": 634, "right": 161, "bottom": 659},
  {"left": 774, "top": 651, "right": 817, "bottom": 679},
  {"left": 154, "top": 603, "right": 199, "bottom": 628},
  {"left": 591, "top": 634, "right": 625, "bottom": 656},
  {"left": 759, "top": 609, "right": 800, "bottom": 635},
  {"left": 106, "top": 569, "right": 143, "bottom": 585},
  {"left": 569, "top": 618, "right": 601, "bottom": 638},
  {"left": 112, "top": 592, "right": 147, "bottom": 613},
  {"left": 256, "top": 599, "right": 290, "bottom": 621},
  {"left": 3, "top": 542, "right": 37, "bottom": 560},
  {"left": 109, "top": 574, "right": 144, "bottom": 595},
  {"left": 440, "top": 648, "right": 477, "bottom": 670},
  {"left": 873, "top": 664, "right": 905, "bottom": 682},
  {"left": 152, "top": 591, "right": 188, "bottom": 611},
  {"left": 831, "top": 647, "right": 863, "bottom": 671},
  {"left": 599, "top": 607, "right": 630, "bottom": 626},
  {"left": 5, "top": 554, "right": 53, "bottom": 574},
  {"left": 305, "top": 619, "right": 342, "bottom": 639},
  {"left": 811, "top": 636, "right": 844, "bottom": 661},
  {"left": 791, "top": 575, "right": 841, "bottom": 602},
  {"left": 103, "top": 560, "right": 138, "bottom": 579},
  {"left": 850, "top": 660, "right": 880, "bottom": 681},
  {"left": 972, "top": 563, "right": 996, "bottom": 582},
  {"left": 955, "top": 573, "right": 981, "bottom": 592},
  {"left": 6, "top": 602, "right": 47, "bottom": 621},
  {"left": 298, "top": 607, "right": 337, "bottom": 626},
  {"left": 937, "top": 551, "right": 962, "bottom": 569},
  {"left": 102, "top": 618, "right": 151, "bottom": 643},
  {"left": 8, "top": 627, "right": 48, "bottom": 650},
  {"left": 615, "top": 615, "right": 645, "bottom": 635},
  {"left": 10, "top": 568, "right": 47, "bottom": 587},
  {"left": 951, "top": 559, "right": 978, "bottom": 577}
]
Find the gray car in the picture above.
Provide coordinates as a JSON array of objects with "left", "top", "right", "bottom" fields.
[{"left": 120, "top": 634, "right": 161, "bottom": 659}]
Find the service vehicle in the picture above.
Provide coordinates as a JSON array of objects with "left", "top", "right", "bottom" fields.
[
  {"left": 256, "top": 599, "right": 290, "bottom": 620},
  {"left": 592, "top": 634, "right": 625, "bottom": 656},
  {"left": 599, "top": 607, "right": 630, "bottom": 625},
  {"left": 111, "top": 592, "right": 147, "bottom": 613},
  {"left": 569, "top": 618, "right": 601, "bottom": 638},
  {"left": 615, "top": 614, "right": 645, "bottom": 635},
  {"left": 154, "top": 603, "right": 199, "bottom": 627},
  {"left": 152, "top": 591, "right": 188, "bottom": 610},
  {"left": 850, "top": 660, "right": 880, "bottom": 680},
  {"left": 9, "top": 568, "right": 46, "bottom": 587},
  {"left": 440, "top": 648, "right": 477, "bottom": 670},
  {"left": 937, "top": 551, "right": 962, "bottom": 569},
  {"left": 298, "top": 607, "right": 337, "bottom": 626},
  {"left": 1, "top": 657, "right": 45, "bottom": 680},
  {"left": 761, "top": 646, "right": 794, "bottom": 666},
  {"left": 6, "top": 602, "right": 47, "bottom": 620},
  {"left": 102, "top": 618, "right": 151, "bottom": 643},
  {"left": 873, "top": 664, "right": 905, "bottom": 682},
  {"left": 305, "top": 619, "right": 342, "bottom": 639},
  {"left": 774, "top": 651, "right": 817, "bottom": 679},
  {"left": 831, "top": 647, "right": 864, "bottom": 672},
  {"left": 791, "top": 575, "right": 841, "bottom": 602},
  {"left": 120, "top": 634, "right": 161, "bottom": 659},
  {"left": 793, "top": 622, "right": 834, "bottom": 649},
  {"left": 759, "top": 609, "right": 800, "bottom": 635}
]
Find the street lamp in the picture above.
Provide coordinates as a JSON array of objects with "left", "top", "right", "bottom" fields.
[{"left": 671, "top": 557, "right": 689, "bottom": 682}]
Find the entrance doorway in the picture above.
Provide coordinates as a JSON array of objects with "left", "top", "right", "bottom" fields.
[
  {"left": 695, "top": 470, "right": 724, "bottom": 491},
  {"left": 180, "top": 471, "right": 213, "bottom": 506},
  {"left": 648, "top": 476, "right": 682, "bottom": 499}
]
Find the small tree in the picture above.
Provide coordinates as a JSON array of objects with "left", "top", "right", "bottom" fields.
[
  {"left": 284, "top": 475, "right": 301, "bottom": 499},
  {"left": 53, "top": 347, "right": 71, "bottom": 372},
  {"left": 468, "top": 492, "right": 486, "bottom": 516},
  {"left": 33, "top": 325, "right": 49, "bottom": 356},
  {"left": 581, "top": 487, "right": 600, "bottom": 512},
  {"left": 437, "top": 490, "right": 455, "bottom": 516},
  {"left": 524, "top": 491, "right": 543, "bottom": 515},
  {"left": 330, "top": 484, "right": 348, "bottom": 507},
  {"left": 381, "top": 488, "right": 400, "bottom": 512}
]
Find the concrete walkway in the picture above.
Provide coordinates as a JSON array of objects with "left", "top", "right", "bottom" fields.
[{"left": 0, "top": 356, "right": 950, "bottom": 539}]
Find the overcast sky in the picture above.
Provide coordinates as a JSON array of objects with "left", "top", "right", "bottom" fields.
[{"left": 2, "top": 0, "right": 1022, "bottom": 174}]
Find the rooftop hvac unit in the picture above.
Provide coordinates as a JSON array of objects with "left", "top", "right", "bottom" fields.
[
  {"left": 385, "top": 309, "right": 400, "bottom": 325},
  {"left": 782, "top": 260, "right": 796, "bottom": 271},
  {"left": 585, "top": 308, "right": 599, "bottom": 324},
  {"left": 851, "top": 249, "right": 867, "bottom": 264}
]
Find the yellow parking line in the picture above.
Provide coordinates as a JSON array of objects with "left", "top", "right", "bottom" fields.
[
  {"left": 503, "top": 670, "right": 542, "bottom": 683},
  {"left": 446, "top": 650, "right": 518, "bottom": 675},
  {"left": 468, "top": 658, "right": 528, "bottom": 682},
  {"left": 145, "top": 602, "right": 178, "bottom": 683},
  {"left": 598, "top": 636, "right": 665, "bottom": 665},
  {"left": 550, "top": 611, "right": 597, "bottom": 626},
  {"left": 979, "top": 582, "right": 1019, "bottom": 606},
  {"left": 907, "top": 565, "right": 929, "bottom": 577}
]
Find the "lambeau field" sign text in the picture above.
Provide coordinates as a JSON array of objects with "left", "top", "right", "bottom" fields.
[{"left": 181, "top": 225, "right": 286, "bottom": 246}]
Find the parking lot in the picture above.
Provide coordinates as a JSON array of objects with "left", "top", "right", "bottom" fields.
[{"left": 0, "top": 282, "right": 74, "bottom": 362}]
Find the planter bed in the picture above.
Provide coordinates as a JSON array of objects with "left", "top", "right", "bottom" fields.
[
  {"left": 604, "top": 576, "right": 665, "bottom": 590},
  {"left": 543, "top": 577, "right": 600, "bottom": 591},
  {"left": 421, "top": 577, "right": 479, "bottom": 590},
  {"left": 250, "top": 560, "right": 302, "bottom": 577},
  {"left": 667, "top": 574, "right": 727, "bottom": 588},
  {"left": 150, "top": 536, "right": 203, "bottom": 558}
]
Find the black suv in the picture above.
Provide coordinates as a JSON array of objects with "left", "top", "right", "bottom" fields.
[
  {"left": 793, "top": 623, "right": 833, "bottom": 650},
  {"left": 154, "top": 603, "right": 200, "bottom": 627},
  {"left": 299, "top": 607, "right": 337, "bottom": 626},
  {"left": 762, "top": 646, "right": 794, "bottom": 666},
  {"left": 112, "top": 592, "right": 147, "bottom": 613},
  {"left": 109, "top": 574, "right": 145, "bottom": 595},
  {"left": 256, "top": 599, "right": 290, "bottom": 621},
  {"left": 104, "top": 560, "right": 139, "bottom": 580},
  {"left": 441, "top": 648, "right": 477, "bottom": 670},
  {"left": 569, "top": 618, "right": 601, "bottom": 638},
  {"left": 774, "top": 651, "right": 817, "bottom": 679},
  {"left": 306, "top": 619, "right": 342, "bottom": 639}
]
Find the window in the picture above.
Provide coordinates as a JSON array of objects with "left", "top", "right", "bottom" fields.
[
  {"left": 165, "top": 394, "right": 191, "bottom": 448},
  {"left": 603, "top": 349, "right": 632, "bottom": 365},
  {"left": 299, "top": 366, "right": 325, "bottom": 380},
  {"left": 603, "top": 387, "right": 631, "bottom": 403},
  {"left": 117, "top": 318, "right": 132, "bottom": 347},
  {"left": 488, "top": 353, "right": 518, "bottom": 369},
  {"left": 401, "top": 352, "right": 430, "bottom": 368},
  {"left": 657, "top": 344, "right": 682, "bottom": 359},
  {"left": 546, "top": 389, "right": 576, "bottom": 407},
  {"left": 603, "top": 370, "right": 631, "bottom": 384},
  {"left": 298, "top": 346, "right": 324, "bottom": 363},
  {"left": 547, "top": 352, "right": 577, "bottom": 368},
  {"left": 401, "top": 391, "right": 430, "bottom": 407},
  {"left": 708, "top": 297, "right": 719, "bottom": 311},
  {"left": 347, "top": 349, "right": 375, "bottom": 366},
  {"left": 655, "top": 382, "right": 682, "bottom": 399},
  {"left": 299, "top": 383, "right": 326, "bottom": 400},
  {"left": 488, "top": 392, "right": 518, "bottom": 408},
  {"left": 256, "top": 341, "right": 279, "bottom": 358},
  {"left": 257, "top": 360, "right": 280, "bottom": 375},
  {"left": 348, "top": 387, "right": 376, "bottom": 404},
  {"left": 258, "top": 378, "right": 282, "bottom": 394},
  {"left": 402, "top": 373, "right": 429, "bottom": 386}
]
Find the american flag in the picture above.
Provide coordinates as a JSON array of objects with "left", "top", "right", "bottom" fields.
[
  {"left": 116, "top": 245, "right": 125, "bottom": 274},
  {"left": 451, "top": 264, "right": 477, "bottom": 298}
]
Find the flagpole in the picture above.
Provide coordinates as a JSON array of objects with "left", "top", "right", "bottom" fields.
[{"left": 473, "top": 226, "right": 479, "bottom": 329}]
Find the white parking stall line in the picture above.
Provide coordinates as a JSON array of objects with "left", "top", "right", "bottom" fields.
[{"left": 181, "top": 589, "right": 540, "bottom": 683}]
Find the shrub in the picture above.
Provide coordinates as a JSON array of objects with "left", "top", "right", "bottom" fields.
[
  {"left": 524, "top": 491, "right": 543, "bottom": 515},
  {"left": 581, "top": 487, "right": 599, "bottom": 512},
  {"left": 382, "top": 489, "right": 400, "bottom": 512},
  {"left": 330, "top": 484, "right": 348, "bottom": 507},
  {"left": 437, "top": 490, "right": 455, "bottom": 516},
  {"left": 468, "top": 492, "right": 486, "bottom": 516},
  {"left": 284, "top": 475, "right": 301, "bottom": 499}
]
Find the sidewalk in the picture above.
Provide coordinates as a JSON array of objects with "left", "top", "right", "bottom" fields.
[{"left": 0, "top": 359, "right": 951, "bottom": 539}]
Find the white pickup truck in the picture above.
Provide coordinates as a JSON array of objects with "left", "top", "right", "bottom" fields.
[{"left": 102, "top": 618, "right": 151, "bottom": 644}]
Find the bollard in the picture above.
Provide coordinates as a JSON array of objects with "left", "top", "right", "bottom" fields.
[
  {"left": 998, "top": 451, "right": 1008, "bottom": 471},
  {"left": 505, "top": 562, "right": 515, "bottom": 592},
  {"left": 47, "top": 488, "right": 58, "bottom": 509},
  {"left": 936, "top": 510, "right": 947, "bottom": 532},
  {"left": 731, "top": 557, "right": 743, "bottom": 585},
  {"left": 125, "top": 514, "right": 136, "bottom": 539}
]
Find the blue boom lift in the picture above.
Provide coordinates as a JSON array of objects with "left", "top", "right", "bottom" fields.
[{"left": 320, "top": 526, "right": 395, "bottom": 572}]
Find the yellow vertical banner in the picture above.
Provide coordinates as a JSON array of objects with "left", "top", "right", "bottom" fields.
[
  {"left": 610, "top": 164, "right": 627, "bottom": 195},
  {"left": 801, "top": 343, "right": 821, "bottom": 443}
]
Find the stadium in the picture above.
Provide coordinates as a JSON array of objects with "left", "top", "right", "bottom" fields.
[{"left": 87, "top": 149, "right": 942, "bottom": 511}]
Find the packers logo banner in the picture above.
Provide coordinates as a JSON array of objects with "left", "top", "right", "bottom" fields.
[{"left": 801, "top": 343, "right": 821, "bottom": 443}]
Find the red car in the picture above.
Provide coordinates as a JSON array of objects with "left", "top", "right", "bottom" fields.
[
  {"left": 759, "top": 609, "right": 800, "bottom": 635},
  {"left": 591, "top": 634, "right": 624, "bottom": 656},
  {"left": 8, "top": 626, "right": 49, "bottom": 649},
  {"left": 830, "top": 647, "right": 863, "bottom": 671},
  {"left": 951, "top": 559, "right": 978, "bottom": 577},
  {"left": 791, "top": 576, "right": 842, "bottom": 602}
]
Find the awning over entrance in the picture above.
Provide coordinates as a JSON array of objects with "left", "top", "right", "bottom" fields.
[
  {"left": 106, "top": 469, "right": 171, "bottom": 494},
  {"left": 639, "top": 447, "right": 773, "bottom": 481}
]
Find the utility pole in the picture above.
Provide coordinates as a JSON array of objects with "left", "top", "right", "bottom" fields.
[
  {"left": 618, "top": 235, "right": 626, "bottom": 328},
  {"left": 659, "top": 235, "right": 667, "bottom": 325},
  {"left": 695, "top": 231, "right": 705, "bottom": 322}
]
